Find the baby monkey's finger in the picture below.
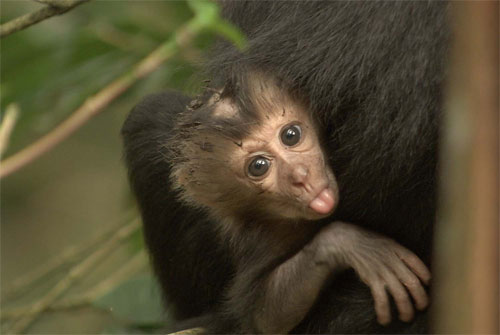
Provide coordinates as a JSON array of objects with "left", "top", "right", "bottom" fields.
[
  {"left": 382, "top": 269, "right": 415, "bottom": 322},
  {"left": 396, "top": 246, "right": 431, "bottom": 285},
  {"left": 390, "top": 258, "right": 429, "bottom": 311},
  {"left": 370, "top": 280, "right": 391, "bottom": 326}
]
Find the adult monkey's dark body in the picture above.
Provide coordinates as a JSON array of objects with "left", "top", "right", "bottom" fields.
[{"left": 122, "top": 2, "right": 449, "bottom": 334}]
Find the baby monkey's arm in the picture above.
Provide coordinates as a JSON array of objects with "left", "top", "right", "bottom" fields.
[{"left": 253, "top": 222, "right": 431, "bottom": 333}]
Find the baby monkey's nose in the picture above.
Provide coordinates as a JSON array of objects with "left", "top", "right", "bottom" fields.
[{"left": 291, "top": 164, "right": 309, "bottom": 185}]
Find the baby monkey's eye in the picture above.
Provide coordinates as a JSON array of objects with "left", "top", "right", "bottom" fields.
[
  {"left": 280, "top": 124, "right": 302, "bottom": 147},
  {"left": 247, "top": 156, "right": 271, "bottom": 178}
]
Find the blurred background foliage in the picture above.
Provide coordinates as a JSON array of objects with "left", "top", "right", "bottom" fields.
[{"left": 0, "top": 1, "right": 223, "bottom": 333}]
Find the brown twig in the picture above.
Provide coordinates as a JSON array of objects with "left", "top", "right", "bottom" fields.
[
  {"left": 0, "top": 19, "right": 201, "bottom": 179},
  {"left": 56, "top": 249, "right": 147, "bottom": 307},
  {"left": 1, "top": 250, "right": 147, "bottom": 320},
  {"left": 6, "top": 218, "right": 140, "bottom": 334},
  {"left": 2, "top": 210, "right": 136, "bottom": 301},
  {"left": 0, "top": 0, "right": 90, "bottom": 38},
  {"left": 168, "top": 327, "right": 206, "bottom": 335},
  {"left": 33, "top": 0, "right": 78, "bottom": 6},
  {"left": 0, "top": 104, "right": 20, "bottom": 157},
  {"left": 90, "top": 22, "right": 155, "bottom": 52}
]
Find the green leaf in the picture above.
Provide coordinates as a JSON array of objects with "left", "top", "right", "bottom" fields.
[
  {"left": 186, "top": 0, "right": 247, "bottom": 50},
  {"left": 93, "top": 274, "right": 168, "bottom": 327},
  {"left": 187, "top": 0, "right": 219, "bottom": 25}
]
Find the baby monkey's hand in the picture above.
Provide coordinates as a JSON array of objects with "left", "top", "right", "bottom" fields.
[{"left": 310, "top": 222, "right": 431, "bottom": 325}]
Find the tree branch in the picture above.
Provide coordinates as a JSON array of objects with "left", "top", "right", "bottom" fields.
[
  {"left": 0, "top": 0, "right": 90, "bottom": 39},
  {"left": 0, "top": 104, "right": 20, "bottom": 157},
  {"left": 1, "top": 250, "right": 147, "bottom": 320},
  {"left": 33, "top": 0, "right": 80, "bottom": 6},
  {"left": 433, "top": 1, "right": 499, "bottom": 333},
  {"left": 6, "top": 218, "right": 140, "bottom": 334},
  {"left": 169, "top": 328, "right": 206, "bottom": 335},
  {"left": 2, "top": 210, "right": 136, "bottom": 301},
  {"left": 0, "top": 2, "right": 232, "bottom": 179}
]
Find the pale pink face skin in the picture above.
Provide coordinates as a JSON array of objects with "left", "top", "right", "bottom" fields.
[{"left": 229, "top": 101, "right": 339, "bottom": 221}]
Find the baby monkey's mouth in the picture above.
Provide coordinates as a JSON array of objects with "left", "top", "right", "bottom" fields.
[{"left": 309, "top": 187, "right": 335, "bottom": 215}]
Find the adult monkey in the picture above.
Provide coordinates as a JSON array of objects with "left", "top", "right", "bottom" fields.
[{"left": 122, "top": 1, "right": 449, "bottom": 333}]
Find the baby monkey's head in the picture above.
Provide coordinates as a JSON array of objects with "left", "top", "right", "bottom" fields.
[{"left": 169, "top": 73, "right": 338, "bottom": 223}]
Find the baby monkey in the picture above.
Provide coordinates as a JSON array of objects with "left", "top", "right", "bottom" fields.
[{"left": 168, "top": 74, "right": 431, "bottom": 333}]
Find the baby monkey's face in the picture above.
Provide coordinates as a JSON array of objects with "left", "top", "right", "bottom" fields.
[
  {"left": 229, "top": 103, "right": 338, "bottom": 221},
  {"left": 171, "top": 75, "right": 338, "bottom": 222}
]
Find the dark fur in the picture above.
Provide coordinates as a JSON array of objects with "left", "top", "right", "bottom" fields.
[
  {"left": 122, "top": 92, "right": 234, "bottom": 320},
  {"left": 122, "top": 1, "right": 449, "bottom": 333}
]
